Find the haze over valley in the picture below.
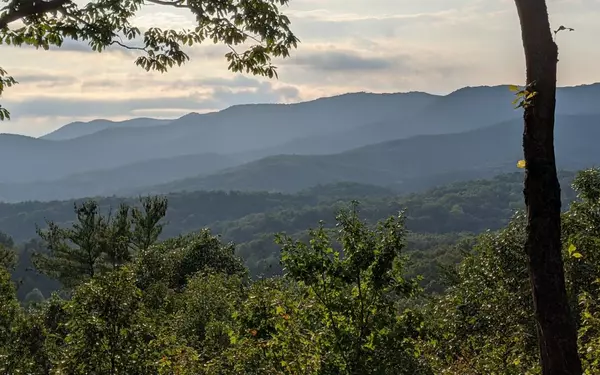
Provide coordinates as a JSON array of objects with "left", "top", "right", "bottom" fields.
[{"left": 1, "top": 83, "right": 599, "bottom": 202}]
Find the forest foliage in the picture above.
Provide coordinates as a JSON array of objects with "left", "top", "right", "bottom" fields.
[
  {"left": 2, "top": 172, "right": 570, "bottom": 299},
  {"left": 2, "top": 168, "right": 600, "bottom": 373}
]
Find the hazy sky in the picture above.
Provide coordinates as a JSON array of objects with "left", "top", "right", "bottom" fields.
[{"left": 1, "top": 0, "right": 599, "bottom": 136}]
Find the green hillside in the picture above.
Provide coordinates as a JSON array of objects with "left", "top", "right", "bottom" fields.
[
  {"left": 3, "top": 172, "right": 578, "bottom": 296},
  {"left": 5, "top": 167, "right": 600, "bottom": 375},
  {"left": 2, "top": 172, "right": 576, "bottom": 245},
  {"left": 214, "top": 171, "right": 577, "bottom": 276}
]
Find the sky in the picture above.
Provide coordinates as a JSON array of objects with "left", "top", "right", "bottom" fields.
[{"left": 1, "top": 0, "right": 599, "bottom": 136}]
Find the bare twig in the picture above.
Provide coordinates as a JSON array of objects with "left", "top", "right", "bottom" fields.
[
  {"left": 553, "top": 25, "right": 574, "bottom": 42},
  {"left": 227, "top": 44, "right": 239, "bottom": 56}
]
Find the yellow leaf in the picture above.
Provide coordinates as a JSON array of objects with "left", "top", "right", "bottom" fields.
[
  {"left": 568, "top": 244, "right": 577, "bottom": 253},
  {"left": 517, "top": 160, "right": 527, "bottom": 169},
  {"left": 573, "top": 252, "right": 583, "bottom": 259},
  {"left": 526, "top": 92, "right": 538, "bottom": 99},
  {"left": 509, "top": 84, "right": 520, "bottom": 92}
]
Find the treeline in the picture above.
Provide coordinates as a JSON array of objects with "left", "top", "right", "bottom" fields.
[
  {"left": 0, "top": 172, "right": 576, "bottom": 244},
  {"left": 2, "top": 168, "right": 600, "bottom": 374},
  {"left": 3, "top": 172, "right": 578, "bottom": 298},
  {"left": 215, "top": 171, "right": 575, "bottom": 277}
]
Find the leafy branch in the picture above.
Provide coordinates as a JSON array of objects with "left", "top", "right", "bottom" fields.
[
  {"left": 0, "top": 0, "right": 299, "bottom": 120},
  {"left": 0, "top": 67, "right": 17, "bottom": 120},
  {"left": 510, "top": 81, "right": 538, "bottom": 171},
  {"left": 509, "top": 81, "right": 538, "bottom": 110}
]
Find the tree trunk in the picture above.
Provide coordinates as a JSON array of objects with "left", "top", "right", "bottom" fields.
[{"left": 513, "top": 1, "right": 582, "bottom": 374}]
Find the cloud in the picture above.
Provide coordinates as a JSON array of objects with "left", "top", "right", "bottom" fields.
[
  {"left": 15, "top": 74, "right": 78, "bottom": 87},
  {"left": 5, "top": 95, "right": 215, "bottom": 118},
  {"left": 292, "top": 50, "right": 393, "bottom": 72},
  {"left": 1, "top": 74, "right": 301, "bottom": 131},
  {"left": 211, "top": 81, "right": 301, "bottom": 105},
  {"left": 49, "top": 39, "right": 98, "bottom": 53},
  {"left": 169, "top": 75, "right": 263, "bottom": 90},
  {"left": 14, "top": 37, "right": 139, "bottom": 56},
  {"left": 274, "top": 43, "right": 475, "bottom": 95}
]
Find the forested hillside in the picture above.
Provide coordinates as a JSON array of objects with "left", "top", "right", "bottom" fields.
[
  {"left": 3, "top": 171, "right": 577, "bottom": 300},
  {"left": 3, "top": 168, "right": 600, "bottom": 374},
  {"left": 1, "top": 172, "right": 577, "bottom": 244}
]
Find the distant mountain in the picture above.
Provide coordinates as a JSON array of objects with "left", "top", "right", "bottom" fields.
[
  {"left": 0, "top": 153, "right": 240, "bottom": 202},
  {"left": 234, "top": 83, "right": 600, "bottom": 159},
  {"left": 1, "top": 84, "right": 600, "bottom": 201},
  {"left": 40, "top": 118, "right": 172, "bottom": 141},
  {"left": 3, "top": 112, "right": 599, "bottom": 202},
  {"left": 144, "top": 114, "right": 600, "bottom": 194},
  {"left": 0, "top": 91, "right": 438, "bottom": 184}
]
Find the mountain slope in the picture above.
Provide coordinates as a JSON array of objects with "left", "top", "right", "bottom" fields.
[
  {"left": 0, "top": 153, "right": 241, "bottom": 202},
  {"left": 41, "top": 118, "right": 172, "bottom": 140},
  {"left": 234, "top": 83, "right": 600, "bottom": 159},
  {"left": 2, "top": 84, "right": 599, "bottom": 199},
  {"left": 146, "top": 114, "right": 600, "bottom": 194},
  {"left": 0, "top": 91, "right": 438, "bottom": 184},
  {"left": 3, "top": 111, "right": 599, "bottom": 202}
]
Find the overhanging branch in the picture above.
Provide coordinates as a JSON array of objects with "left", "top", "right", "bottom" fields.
[
  {"left": 145, "top": 0, "right": 187, "bottom": 8},
  {"left": 0, "top": 0, "right": 71, "bottom": 29},
  {"left": 110, "top": 39, "right": 145, "bottom": 51}
]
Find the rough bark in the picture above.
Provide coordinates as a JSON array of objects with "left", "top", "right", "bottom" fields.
[{"left": 513, "top": 1, "right": 582, "bottom": 374}]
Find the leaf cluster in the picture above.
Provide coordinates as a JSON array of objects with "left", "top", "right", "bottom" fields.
[
  {"left": 509, "top": 82, "right": 538, "bottom": 110},
  {"left": 0, "top": 0, "right": 298, "bottom": 118}
]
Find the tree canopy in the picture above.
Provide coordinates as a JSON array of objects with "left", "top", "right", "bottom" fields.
[{"left": 3, "top": 168, "right": 600, "bottom": 374}]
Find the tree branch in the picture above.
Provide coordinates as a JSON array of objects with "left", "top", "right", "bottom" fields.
[
  {"left": 109, "top": 39, "right": 146, "bottom": 51},
  {"left": 0, "top": 0, "right": 71, "bottom": 29},
  {"left": 216, "top": 10, "right": 263, "bottom": 45},
  {"left": 145, "top": 0, "right": 187, "bottom": 8}
]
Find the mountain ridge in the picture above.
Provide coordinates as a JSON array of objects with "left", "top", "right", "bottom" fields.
[
  {"left": 1, "top": 83, "right": 599, "bottom": 201},
  {"left": 140, "top": 114, "right": 600, "bottom": 195},
  {"left": 40, "top": 117, "right": 173, "bottom": 141}
]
